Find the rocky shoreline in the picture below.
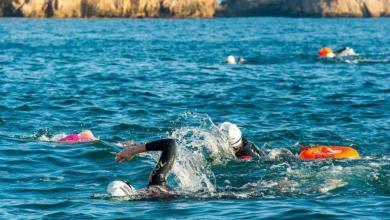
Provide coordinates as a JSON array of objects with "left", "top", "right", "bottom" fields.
[
  {"left": 1, "top": 0, "right": 389, "bottom": 18},
  {"left": 217, "top": 0, "right": 390, "bottom": 17},
  {"left": 0, "top": 0, "right": 217, "bottom": 18}
]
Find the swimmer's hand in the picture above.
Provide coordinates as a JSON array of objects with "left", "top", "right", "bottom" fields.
[
  {"left": 116, "top": 141, "right": 135, "bottom": 147},
  {"left": 115, "top": 143, "right": 146, "bottom": 163},
  {"left": 115, "top": 147, "right": 136, "bottom": 162}
]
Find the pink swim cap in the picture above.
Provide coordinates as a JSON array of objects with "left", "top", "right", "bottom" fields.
[
  {"left": 59, "top": 134, "right": 95, "bottom": 143},
  {"left": 59, "top": 134, "right": 81, "bottom": 143}
]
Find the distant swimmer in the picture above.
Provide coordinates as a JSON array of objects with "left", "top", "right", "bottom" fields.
[
  {"left": 58, "top": 130, "right": 98, "bottom": 143},
  {"left": 226, "top": 55, "right": 245, "bottom": 64},
  {"left": 318, "top": 47, "right": 358, "bottom": 58},
  {"left": 335, "top": 47, "right": 358, "bottom": 57},
  {"left": 219, "top": 122, "right": 264, "bottom": 160},
  {"left": 107, "top": 139, "right": 177, "bottom": 197}
]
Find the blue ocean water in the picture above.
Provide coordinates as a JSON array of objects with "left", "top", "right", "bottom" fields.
[{"left": 0, "top": 18, "right": 389, "bottom": 219}]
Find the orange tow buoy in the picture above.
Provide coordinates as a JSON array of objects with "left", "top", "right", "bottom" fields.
[
  {"left": 318, "top": 47, "right": 334, "bottom": 58},
  {"left": 299, "top": 146, "right": 360, "bottom": 160}
]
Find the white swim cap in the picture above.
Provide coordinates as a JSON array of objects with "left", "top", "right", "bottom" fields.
[
  {"left": 219, "top": 122, "right": 243, "bottom": 148},
  {"left": 107, "top": 180, "right": 136, "bottom": 197},
  {"left": 226, "top": 55, "right": 237, "bottom": 64}
]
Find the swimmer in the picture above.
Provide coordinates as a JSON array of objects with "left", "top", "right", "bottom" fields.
[
  {"left": 107, "top": 139, "right": 177, "bottom": 197},
  {"left": 58, "top": 130, "right": 98, "bottom": 143},
  {"left": 226, "top": 55, "right": 245, "bottom": 64},
  {"left": 335, "top": 47, "right": 358, "bottom": 57},
  {"left": 226, "top": 55, "right": 237, "bottom": 64},
  {"left": 318, "top": 47, "right": 358, "bottom": 58},
  {"left": 219, "top": 122, "right": 264, "bottom": 160}
]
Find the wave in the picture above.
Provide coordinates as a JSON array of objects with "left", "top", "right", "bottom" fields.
[{"left": 319, "top": 56, "right": 390, "bottom": 64}]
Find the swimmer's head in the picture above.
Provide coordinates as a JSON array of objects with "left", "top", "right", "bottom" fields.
[
  {"left": 319, "top": 47, "right": 335, "bottom": 58},
  {"left": 79, "top": 130, "right": 97, "bottom": 141},
  {"left": 107, "top": 180, "right": 136, "bottom": 197},
  {"left": 219, "top": 122, "right": 243, "bottom": 150},
  {"left": 226, "top": 55, "right": 237, "bottom": 64}
]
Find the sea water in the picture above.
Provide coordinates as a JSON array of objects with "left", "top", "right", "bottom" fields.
[{"left": 0, "top": 18, "right": 389, "bottom": 219}]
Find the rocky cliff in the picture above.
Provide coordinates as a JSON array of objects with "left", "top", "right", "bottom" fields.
[
  {"left": 1, "top": 0, "right": 389, "bottom": 18},
  {"left": 0, "top": 0, "right": 217, "bottom": 18},
  {"left": 217, "top": 0, "right": 390, "bottom": 17}
]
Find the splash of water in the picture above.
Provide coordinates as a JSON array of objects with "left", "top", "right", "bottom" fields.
[
  {"left": 30, "top": 128, "right": 68, "bottom": 142},
  {"left": 168, "top": 112, "right": 235, "bottom": 192}
]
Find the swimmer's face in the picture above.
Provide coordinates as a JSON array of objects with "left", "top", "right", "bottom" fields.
[{"left": 232, "top": 143, "right": 243, "bottom": 152}]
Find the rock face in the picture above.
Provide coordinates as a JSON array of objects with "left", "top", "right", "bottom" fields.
[
  {"left": 1, "top": 0, "right": 389, "bottom": 17},
  {"left": 217, "top": 0, "right": 390, "bottom": 17},
  {"left": 0, "top": 0, "right": 217, "bottom": 18},
  {"left": 0, "top": 0, "right": 12, "bottom": 16}
]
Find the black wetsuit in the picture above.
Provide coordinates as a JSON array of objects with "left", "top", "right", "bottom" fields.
[
  {"left": 336, "top": 47, "right": 347, "bottom": 54},
  {"left": 235, "top": 138, "right": 264, "bottom": 160},
  {"left": 145, "top": 139, "right": 177, "bottom": 187}
]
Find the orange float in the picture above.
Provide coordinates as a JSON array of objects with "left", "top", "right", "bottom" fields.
[
  {"left": 318, "top": 47, "right": 333, "bottom": 57},
  {"left": 299, "top": 146, "right": 360, "bottom": 160}
]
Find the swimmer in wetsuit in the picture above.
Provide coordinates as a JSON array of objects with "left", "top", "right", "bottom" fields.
[
  {"left": 219, "top": 122, "right": 264, "bottom": 160},
  {"left": 318, "top": 47, "right": 357, "bottom": 58},
  {"left": 107, "top": 139, "right": 177, "bottom": 197}
]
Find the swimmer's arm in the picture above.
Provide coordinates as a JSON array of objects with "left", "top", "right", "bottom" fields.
[
  {"left": 144, "top": 139, "right": 176, "bottom": 152},
  {"left": 115, "top": 139, "right": 176, "bottom": 162},
  {"left": 252, "top": 144, "right": 265, "bottom": 157},
  {"left": 115, "top": 143, "right": 146, "bottom": 163}
]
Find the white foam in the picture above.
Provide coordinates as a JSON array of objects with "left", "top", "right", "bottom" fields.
[
  {"left": 267, "top": 148, "right": 294, "bottom": 160},
  {"left": 318, "top": 179, "right": 347, "bottom": 193},
  {"left": 166, "top": 113, "right": 235, "bottom": 192},
  {"left": 37, "top": 133, "right": 67, "bottom": 142}
]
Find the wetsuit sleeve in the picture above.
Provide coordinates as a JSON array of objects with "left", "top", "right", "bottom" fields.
[
  {"left": 249, "top": 143, "right": 264, "bottom": 158},
  {"left": 235, "top": 139, "right": 264, "bottom": 160},
  {"left": 145, "top": 139, "right": 177, "bottom": 187}
]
